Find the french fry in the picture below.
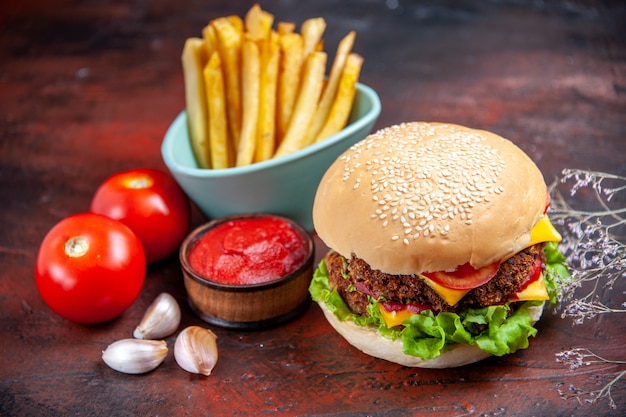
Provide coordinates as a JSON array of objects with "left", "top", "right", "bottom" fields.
[
  {"left": 305, "top": 31, "right": 356, "bottom": 143},
  {"left": 182, "top": 5, "right": 363, "bottom": 169},
  {"left": 201, "top": 23, "right": 217, "bottom": 57},
  {"left": 274, "top": 51, "right": 327, "bottom": 158},
  {"left": 181, "top": 37, "right": 210, "bottom": 169},
  {"left": 277, "top": 21, "right": 295, "bottom": 35},
  {"left": 243, "top": 5, "right": 277, "bottom": 162},
  {"left": 276, "top": 32, "right": 304, "bottom": 143},
  {"left": 255, "top": 32, "right": 280, "bottom": 162},
  {"left": 226, "top": 14, "right": 245, "bottom": 34},
  {"left": 204, "top": 52, "right": 231, "bottom": 169},
  {"left": 212, "top": 17, "right": 243, "bottom": 146},
  {"left": 236, "top": 40, "right": 261, "bottom": 166},
  {"left": 301, "top": 17, "right": 326, "bottom": 58},
  {"left": 245, "top": 4, "right": 274, "bottom": 41},
  {"left": 315, "top": 53, "right": 363, "bottom": 143}
]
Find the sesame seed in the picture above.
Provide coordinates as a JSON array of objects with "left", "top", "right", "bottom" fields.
[{"left": 350, "top": 122, "right": 506, "bottom": 245}]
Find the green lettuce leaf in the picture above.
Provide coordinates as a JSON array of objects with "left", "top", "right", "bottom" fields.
[
  {"left": 309, "top": 251, "right": 564, "bottom": 360},
  {"left": 543, "top": 241, "right": 570, "bottom": 305}
]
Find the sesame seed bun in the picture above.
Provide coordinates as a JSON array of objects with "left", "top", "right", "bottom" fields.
[{"left": 313, "top": 122, "right": 548, "bottom": 275}]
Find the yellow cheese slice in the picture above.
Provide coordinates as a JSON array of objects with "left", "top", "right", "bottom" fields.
[
  {"left": 528, "top": 215, "right": 562, "bottom": 247},
  {"left": 380, "top": 273, "right": 549, "bottom": 328},
  {"left": 420, "top": 215, "right": 560, "bottom": 307},
  {"left": 378, "top": 304, "right": 415, "bottom": 328},
  {"left": 420, "top": 275, "right": 470, "bottom": 306},
  {"left": 512, "top": 272, "right": 549, "bottom": 301},
  {"left": 377, "top": 215, "right": 559, "bottom": 328}
]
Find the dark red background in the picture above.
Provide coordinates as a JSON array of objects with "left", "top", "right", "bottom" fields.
[{"left": 1, "top": 1, "right": 624, "bottom": 415}]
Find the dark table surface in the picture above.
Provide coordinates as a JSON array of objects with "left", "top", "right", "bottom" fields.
[{"left": 1, "top": 0, "right": 625, "bottom": 416}]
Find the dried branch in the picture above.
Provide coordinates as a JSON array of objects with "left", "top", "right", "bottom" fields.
[
  {"left": 549, "top": 169, "right": 626, "bottom": 409},
  {"left": 556, "top": 348, "right": 626, "bottom": 409},
  {"left": 548, "top": 169, "right": 626, "bottom": 325}
]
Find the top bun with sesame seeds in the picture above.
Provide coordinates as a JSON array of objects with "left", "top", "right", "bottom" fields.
[
  {"left": 309, "top": 122, "right": 565, "bottom": 368},
  {"left": 313, "top": 122, "right": 548, "bottom": 275}
]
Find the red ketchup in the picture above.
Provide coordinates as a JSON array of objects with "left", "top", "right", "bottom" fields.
[{"left": 188, "top": 217, "right": 309, "bottom": 285}]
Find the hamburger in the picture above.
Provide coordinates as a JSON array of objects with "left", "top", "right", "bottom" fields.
[{"left": 309, "top": 122, "right": 566, "bottom": 368}]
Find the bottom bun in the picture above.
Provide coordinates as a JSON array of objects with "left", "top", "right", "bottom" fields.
[{"left": 318, "top": 301, "right": 545, "bottom": 368}]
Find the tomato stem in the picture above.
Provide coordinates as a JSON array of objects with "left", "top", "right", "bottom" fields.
[
  {"left": 127, "top": 176, "right": 153, "bottom": 189},
  {"left": 65, "top": 236, "right": 89, "bottom": 258}
]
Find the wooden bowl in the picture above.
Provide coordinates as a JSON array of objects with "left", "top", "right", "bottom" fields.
[{"left": 179, "top": 214, "right": 314, "bottom": 329}]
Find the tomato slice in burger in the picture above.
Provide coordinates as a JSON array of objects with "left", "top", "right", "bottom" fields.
[{"left": 422, "top": 261, "right": 501, "bottom": 290}]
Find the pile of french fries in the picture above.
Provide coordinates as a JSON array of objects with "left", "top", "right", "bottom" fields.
[{"left": 181, "top": 4, "right": 363, "bottom": 169}]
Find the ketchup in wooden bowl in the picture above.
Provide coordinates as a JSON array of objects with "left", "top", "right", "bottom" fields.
[{"left": 180, "top": 214, "right": 314, "bottom": 329}]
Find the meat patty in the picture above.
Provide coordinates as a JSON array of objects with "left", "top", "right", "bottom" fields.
[{"left": 326, "top": 243, "right": 546, "bottom": 316}]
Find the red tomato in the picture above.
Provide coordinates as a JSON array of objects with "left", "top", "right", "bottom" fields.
[
  {"left": 422, "top": 261, "right": 500, "bottom": 290},
  {"left": 544, "top": 190, "right": 551, "bottom": 214},
  {"left": 90, "top": 168, "right": 190, "bottom": 263},
  {"left": 35, "top": 213, "right": 146, "bottom": 324}
]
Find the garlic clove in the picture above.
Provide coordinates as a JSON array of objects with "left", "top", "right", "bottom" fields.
[
  {"left": 174, "top": 326, "right": 218, "bottom": 376},
  {"left": 102, "top": 339, "right": 168, "bottom": 374},
  {"left": 133, "top": 292, "right": 181, "bottom": 340}
]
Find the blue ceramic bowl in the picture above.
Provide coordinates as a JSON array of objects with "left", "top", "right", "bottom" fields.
[{"left": 161, "top": 83, "right": 381, "bottom": 231}]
